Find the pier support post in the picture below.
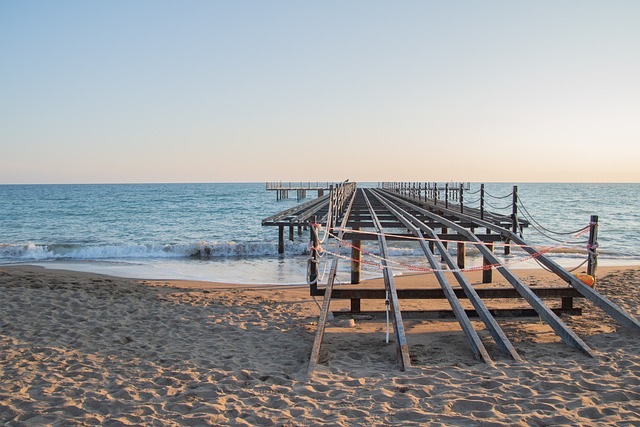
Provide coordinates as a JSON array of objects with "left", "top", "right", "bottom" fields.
[
  {"left": 483, "top": 242, "right": 494, "bottom": 283},
  {"left": 278, "top": 226, "right": 285, "bottom": 254},
  {"left": 434, "top": 183, "right": 438, "bottom": 205},
  {"left": 351, "top": 228, "right": 362, "bottom": 285},
  {"left": 309, "top": 217, "right": 319, "bottom": 294},
  {"left": 505, "top": 185, "right": 518, "bottom": 255},
  {"left": 328, "top": 185, "right": 334, "bottom": 231},
  {"left": 587, "top": 215, "right": 599, "bottom": 277},
  {"left": 511, "top": 185, "right": 519, "bottom": 234},
  {"left": 457, "top": 242, "right": 466, "bottom": 269},
  {"left": 480, "top": 184, "right": 485, "bottom": 220},
  {"left": 441, "top": 227, "right": 448, "bottom": 261},
  {"left": 445, "top": 183, "right": 449, "bottom": 209}
]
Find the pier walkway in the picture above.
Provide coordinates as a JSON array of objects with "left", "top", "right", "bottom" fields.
[{"left": 261, "top": 182, "right": 640, "bottom": 373}]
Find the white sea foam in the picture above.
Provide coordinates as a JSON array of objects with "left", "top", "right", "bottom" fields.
[{"left": 0, "top": 240, "right": 312, "bottom": 262}]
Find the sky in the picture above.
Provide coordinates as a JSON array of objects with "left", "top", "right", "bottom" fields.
[{"left": 1, "top": 1, "right": 639, "bottom": 184}]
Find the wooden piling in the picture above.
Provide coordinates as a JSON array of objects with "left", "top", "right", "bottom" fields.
[
  {"left": 483, "top": 242, "right": 494, "bottom": 283},
  {"left": 434, "top": 183, "right": 438, "bottom": 205},
  {"left": 278, "top": 226, "right": 285, "bottom": 254},
  {"left": 445, "top": 183, "right": 449, "bottom": 209},
  {"left": 351, "top": 228, "right": 362, "bottom": 284},
  {"left": 457, "top": 242, "right": 466, "bottom": 269},
  {"left": 587, "top": 215, "right": 599, "bottom": 277},
  {"left": 309, "top": 217, "right": 319, "bottom": 294},
  {"left": 480, "top": 184, "right": 485, "bottom": 220},
  {"left": 505, "top": 185, "right": 518, "bottom": 255},
  {"left": 441, "top": 227, "right": 448, "bottom": 261}
]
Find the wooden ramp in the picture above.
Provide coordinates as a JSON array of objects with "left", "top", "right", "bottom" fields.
[{"left": 262, "top": 183, "right": 640, "bottom": 374}]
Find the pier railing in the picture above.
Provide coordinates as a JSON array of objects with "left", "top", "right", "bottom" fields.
[
  {"left": 266, "top": 182, "right": 332, "bottom": 190},
  {"left": 266, "top": 182, "right": 335, "bottom": 201}
]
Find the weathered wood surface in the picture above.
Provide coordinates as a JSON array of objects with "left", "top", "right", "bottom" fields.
[{"left": 361, "top": 190, "right": 412, "bottom": 370}]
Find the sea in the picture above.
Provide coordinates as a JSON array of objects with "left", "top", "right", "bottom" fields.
[{"left": 1, "top": 182, "right": 638, "bottom": 284}]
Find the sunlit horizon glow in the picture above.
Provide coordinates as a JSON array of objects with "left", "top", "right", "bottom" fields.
[{"left": 1, "top": 1, "right": 639, "bottom": 184}]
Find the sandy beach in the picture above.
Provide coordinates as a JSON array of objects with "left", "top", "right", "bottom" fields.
[{"left": 1, "top": 265, "right": 639, "bottom": 426}]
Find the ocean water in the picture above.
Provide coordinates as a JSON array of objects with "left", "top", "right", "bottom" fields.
[{"left": 1, "top": 182, "right": 638, "bottom": 284}]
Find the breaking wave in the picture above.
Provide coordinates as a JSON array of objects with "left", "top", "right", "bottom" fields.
[{"left": 0, "top": 241, "right": 312, "bottom": 262}]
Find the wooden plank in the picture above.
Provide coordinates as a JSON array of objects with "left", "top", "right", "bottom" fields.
[
  {"left": 340, "top": 232, "right": 503, "bottom": 242},
  {"left": 315, "top": 287, "right": 582, "bottom": 300},
  {"left": 307, "top": 188, "right": 358, "bottom": 376},
  {"left": 333, "top": 308, "right": 583, "bottom": 319},
  {"left": 307, "top": 260, "right": 337, "bottom": 376},
  {"left": 361, "top": 190, "right": 411, "bottom": 370}
]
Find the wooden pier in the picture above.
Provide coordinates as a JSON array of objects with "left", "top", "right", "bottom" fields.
[{"left": 261, "top": 182, "right": 640, "bottom": 374}]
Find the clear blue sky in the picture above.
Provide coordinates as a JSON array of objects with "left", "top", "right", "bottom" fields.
[{"left": 1, "top": 1, "right": 639, "bottom": 184}]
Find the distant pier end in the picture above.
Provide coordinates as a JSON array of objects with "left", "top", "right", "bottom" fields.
[{"left": 266, "top": 182, "right": 333, "bottom": 200}]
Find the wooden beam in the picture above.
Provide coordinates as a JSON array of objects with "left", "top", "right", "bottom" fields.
[
  {"left": 332, "top": 308, "right": 583, "bottom": 319},
  {"left": 350, "top": 228, "right": 362, "bottom": 284},
  {"left": 361, "top": 190, "right": 411, "bottom": 370},
  {"left": 313, "top": 286, "right": 583, "bottom": 300}
]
